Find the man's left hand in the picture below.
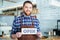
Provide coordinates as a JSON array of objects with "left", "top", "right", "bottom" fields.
[{"left": 37, "top": 32, "right": 42, "bottom": 38}]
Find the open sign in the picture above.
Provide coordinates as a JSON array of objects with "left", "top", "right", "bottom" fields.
[{"left": 21, "top": 28, "right": 37, "bottom": 34}]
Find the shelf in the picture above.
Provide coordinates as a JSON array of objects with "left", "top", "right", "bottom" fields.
[{"left": 0, "top": 13, "right": 15, "bottom": 16}]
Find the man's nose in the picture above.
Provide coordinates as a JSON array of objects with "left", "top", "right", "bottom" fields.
[{"left": 27, "top": 7, "right": 30, "bottom": 9}]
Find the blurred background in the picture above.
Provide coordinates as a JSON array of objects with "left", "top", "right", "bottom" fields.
[{"left": 0, "top": 0, "right": 60, "bottom": 40}]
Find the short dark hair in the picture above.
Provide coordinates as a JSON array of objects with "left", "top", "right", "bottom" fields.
[{"left": 23, "top": 1, "right": 33, "bottom": 7}]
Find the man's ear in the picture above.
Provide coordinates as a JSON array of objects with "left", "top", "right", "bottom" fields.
[{"left": 22, "top": 6, "right": 24, "bottom": 11}]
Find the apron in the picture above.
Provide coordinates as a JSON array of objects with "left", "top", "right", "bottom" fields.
[{"left": 18, "top": 16, "right": 37, "bottom": 40}]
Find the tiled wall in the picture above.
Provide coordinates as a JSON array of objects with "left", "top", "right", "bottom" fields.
[
  {"left": 0, "top": 16, "right": 14, "bottom": 25},
  {"left": 36, "top": 0, "right": 60, "bottom": 36},
  {"left": 0, "top": 16, "right": 14, "bottom": 35}
]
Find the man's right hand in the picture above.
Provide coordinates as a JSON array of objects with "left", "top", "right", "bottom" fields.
[{"left": 11, "top": 32, "right": 22, "bottom": 39}]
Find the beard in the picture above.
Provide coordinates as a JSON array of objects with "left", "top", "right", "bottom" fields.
[{"left": 23, "top": 11, "right": 31, "bottom": 16}]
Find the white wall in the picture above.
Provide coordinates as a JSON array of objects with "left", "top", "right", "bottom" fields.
[{"left": 36, "top": 0, "right": 60, "bottom": 36}]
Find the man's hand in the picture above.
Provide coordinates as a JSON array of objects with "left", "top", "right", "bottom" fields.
[
  {"left": 16, "top": 32, "right": 22, "bottom": 38},
  {"left": 37, "top": 32, "right": 42, "bottom": 38},
  {"left": 11, "top": 32, "right": 22, "bottom": 39}
]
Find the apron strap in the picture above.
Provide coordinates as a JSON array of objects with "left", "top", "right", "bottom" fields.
[{"left": 31, "top": 16, "right": 34, "bottom": 26}]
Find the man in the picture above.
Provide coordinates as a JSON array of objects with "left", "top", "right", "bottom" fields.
[{"left": 11, "top": 1, "right": 42, "bottom": 40}]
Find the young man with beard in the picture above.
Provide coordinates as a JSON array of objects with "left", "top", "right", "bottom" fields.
[{"left": 11, "top": 1, "right": 42, "bottom": 40}]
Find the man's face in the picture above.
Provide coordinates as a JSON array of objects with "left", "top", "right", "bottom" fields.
[{"left": 23, "top": 3, "right": 33, "bottom": 16}]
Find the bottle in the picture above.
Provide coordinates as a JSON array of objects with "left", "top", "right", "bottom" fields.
[
  {"left": 54, "top": 31, "right": 56, "bottom": 36},
  {"left": 48, "top": 31, "right": 53, "bottom": 40},
  {"left": 2, "top": 31, "right": 4, "bottom": 37}
]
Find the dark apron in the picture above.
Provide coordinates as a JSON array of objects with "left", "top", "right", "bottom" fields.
[{"left": 18, "top": 17, "right": 37, "bottom": 40}]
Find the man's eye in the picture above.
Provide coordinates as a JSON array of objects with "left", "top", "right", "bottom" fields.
[{"left": 25, "top": 7, "right": 28, "bottom": 8}]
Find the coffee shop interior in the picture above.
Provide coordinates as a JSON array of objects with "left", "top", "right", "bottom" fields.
[{"left": 0, "top": 0, "right": 60, "bottom": 40}]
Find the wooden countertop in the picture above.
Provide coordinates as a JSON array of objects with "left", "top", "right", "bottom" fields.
[
  {"left": 40, "top": 36, "right": 60, "bottom": 40},
  {"left": 0, "top": 36, "right": 60, "bottom": 40},
  {"left": 0, "top": 35, "right": 10, "bottom": 38},
  {"left": 0, "top": 35, "right": 12, "bottom": 40},
  {"left": 48, "top": 36, "right": 60, "bottom": 40}
]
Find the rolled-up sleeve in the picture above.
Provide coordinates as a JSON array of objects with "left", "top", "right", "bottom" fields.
[{"left": 10, "top": 16, "right": 21, "bottom": 37}]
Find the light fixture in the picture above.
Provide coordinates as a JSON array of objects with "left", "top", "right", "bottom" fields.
[
  {"left": 32, "top": 8, "right": 39, "bottom": 14},
  {"left": 49, "top": 0, "right": 60, "bottom": 7}
]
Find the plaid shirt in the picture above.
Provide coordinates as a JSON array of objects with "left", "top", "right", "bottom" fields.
[{"left": 11, "top": 12, "right": 40, "bottom": 35}]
